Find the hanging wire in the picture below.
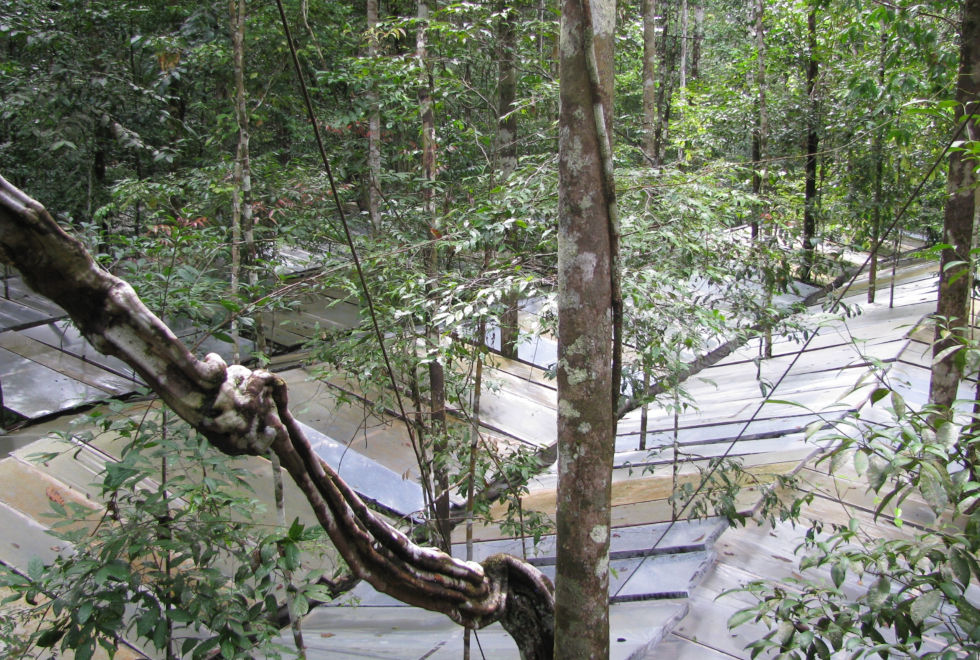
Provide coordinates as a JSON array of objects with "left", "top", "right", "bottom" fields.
[
  {"left": 273, "top": 0, "right": 975, "bottom": 616},
  {"left": 272, "top": 0, "right": 433, "bottom": 497}
]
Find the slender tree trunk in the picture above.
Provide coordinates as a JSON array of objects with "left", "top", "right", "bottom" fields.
[
  {"left": 641, "top": 0, "right": 659, "bottom": 161},
  {"left": 751, "top": 0, "right": 767, "bottom": 240},
  {"left": 868, "top": 30, "right": 887, "bottom": 304},
  {"left": 417, "top": 0, "right": 451, "bottom": 549},
  {"left": 300, "top": 0, "right": 328, "bottom": 69},
  {"left": 868, "top": 128, "right": 883, "bottom": 303},
  {"left": 555, "top": 0, "right": 616, "bottom": 656},
  {"left": 229, "top": 0, "right": 248, "bottom": 364},
  {"left": 801, "top": 5, "right": 819, "bottom": 282},
  {"left": 677, "top": 0, "right": 688, "bottom": 162},
  {"left": 496, "top": 1, "right": 521, "bottom": 360},
  {"left": 367, "top": 0, "right": 382, "bottom": 233},
  {"left": 653, "top": 0, "right": 677, "bottom": 167},
  {"left": 463, "top": 316, "right": 485, "bottom": 660},
  {"left": 679, "top": 0, "right": 688, "bottom": 94},
  {"left": 639, "top": 369, "right": 650, "bottom": 450},
  {"left": 271, "top": 451, "right": 306, "bottom": 658},
  {"left": 930, "top": 0, "right": 980, "bottom": 410},
  {"left": 691, "top": 2, "right": 703, "bottom": 80}
]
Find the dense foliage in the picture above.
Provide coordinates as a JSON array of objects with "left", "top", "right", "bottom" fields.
[
  {"left": 0, "top": 0, "right": 972, "bottom": 656},
  {"left": 728, "top": 377, "right": 980, "bottom": 659},
  {"left": 1, "top": 405, "right": 332, "bottom": 659}
]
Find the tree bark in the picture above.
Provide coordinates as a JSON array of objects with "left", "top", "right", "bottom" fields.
[
  {"left": 416, "top": 0, "right": 452, "bottom": 549},
  {"left": 555, "top": 0, "right": 616, "bottom": 656},
  {"left": 868, "top": 30, "right": 887, "bottom": 304},
  {"left": 641, "top": 0, "right": 659, "bottom": 160},
  {"left": 930, "top": 0, "right": 980, "bottom": 410},
  {"left": 691, "top": 2, "right": 703, "bottom": 80},
  {"left": 496, "top": 0, "right": 521, "bottom": 361},
  {"left": 750, "top": 0, "right": 767, "bottom": 240},
  {"left": 801, "top": 5, "right": 819, "bottom": 282},
  {"left": 367, "top": 0, "right": 382, "bottom": 233},
  {"left": 652, "top": 0, "right": 677, "bottom": 167},
  {"left": 0, "top": 174, "right": 555, "bottom": 659},
  {"left": 679, "top": 0, "right": 688, "bottom": 98},
  {"left": 229, "top": 0, "right": 253, "bottom": 364}
]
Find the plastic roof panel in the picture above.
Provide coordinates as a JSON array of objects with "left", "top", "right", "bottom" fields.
[{"left": 0, "top": 346, "right": 112, "bottom": 419}]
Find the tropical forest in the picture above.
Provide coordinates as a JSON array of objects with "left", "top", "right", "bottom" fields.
[{"left": 0, "top": 0, "right": 978, "bottom": 658}]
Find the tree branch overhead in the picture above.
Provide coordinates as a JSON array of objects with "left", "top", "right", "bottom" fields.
[{"left": 0, "top": 174, "right": 555, "bottom": 659}]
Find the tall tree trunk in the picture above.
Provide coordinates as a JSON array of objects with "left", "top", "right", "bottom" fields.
[
  {"left": 752, "top": 0, "right": 773, "bottom": 357},
  {"left": 555, "top": 0, "right": 616, "bottom": 656},
  {"left": 417, "top": 0, "right": 436, "bottom": 226},
  {"left": 868, "top": 127, "right": 883, "bottom": 303},
  {"left": 750, "top": 0, "right": 767, "bottom": 240},
  {"left": 930, "top": 0, "right": 980, "bottom": 410},
  {"left": 496, "top": 1, "right": 521, "bottom": 360},
  {"left": 691, "top": 2, "right": 703, "bottom": 80},
  {"left": 463, "top": 315, "right": 486, "bottom": 660},
  {"left": 868, "top": 30, "right": 887, "bottom": 304},
  {"left": 676, "top": 0, "right": 689, "bottom": 162},
  {"left": 367, "top": 0, "right": 382, "bottom": 233},
  {"left": 417, "top": 0, "right": 451, "bottom": 549},
  {"left": 652, "top": 0, "right": 677, "bottom": 167},
  {"left": 229, "top": 0, "right": 249, "bottom": 364},
  {"left": 801, "top": 5, "right": 819, "bottom": 282},
  {"left": 641, "top": 0, "right": 659, "bottom": 161},
  {"left": 679, "top": 0, "right": 688, "bottom": 94}
]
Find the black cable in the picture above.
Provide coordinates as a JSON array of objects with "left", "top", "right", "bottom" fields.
[{"left": 272, "top": 0, "right": 432, "bottom": 497}]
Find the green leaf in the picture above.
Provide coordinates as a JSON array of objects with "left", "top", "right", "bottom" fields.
[
  {"left": 194, "top": 636, "right": 219, "bottom": 658},
  {"left": 282, "top": 541, "right": 300, "bottom": 571},
  {"left": 292, "top": 591, "right": 310, "bottom": 617},
  {"left": 866, "top": 576, "right": 890, "bottom": 609},
  {"left": 77, "top": 601, "right": 94, "bottom": 624},
  {"left": 951, "top": 550, "right": 973, "bottom": 586},
  {"left": 868, "top": 457, "right": 890, "bottom": 493},
  {"left": 853, "top": 451, "right": 868, "bottom": 476},
  {"left": 891, "top": 391, "right": 906, "bottom": 417},
  {"left": 935, "top": 421, "right": 959, "bottom": 449},
  {"left": 831, "top": 560, "right": 847, "bottom": 588},
  {"left": 36, "top": 627, "right": 65, "bottom": 647},
  {"left": 95, "top": 560, "right": 130, "bottom": 585},
  {"left": 812, "top": 637, "right": 831, "bottom": 659},
  {"left": 49, "top": 499, "right": 67, "bottom": 518},
  {"left": 870, "top": 387, "right": 890, "bottom": 404},
  {"left": 830, "top": 449, "right": 848, "bottom": 476},
  {"left": 910, "top": 589, "right": 942, "bottom": 625},
  {"left": 303, "top": 583, "right": 335, "bottom": 603},
  {"left": 50, "top": 140, "right": 78, "bottom": 153},
  {"left": 918, "top": 463, "right": 948, "bottom": 513},
  {"left": 211, "top": 331, "right": 234, "bottom": 344},
  {"left": 153, "top": 619, "right": 168, "bottom": 649},
  {"left": 181, "top": 637, "right": 199, "bottom": 656},
  {"left": 168, "top": 607, "right": 194, "bottom": 623},
  {"left": 76, "top": 639, "right": 94, "bottom": 660},
  {"left": 27, "top": 556, "right": 44, "bottom": 581},
  {"left": 727, "top": 607, "right": 758, "bottom": 629},
  {"left": 136, "top": 610, "right": 158, "bottom": 638}
]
